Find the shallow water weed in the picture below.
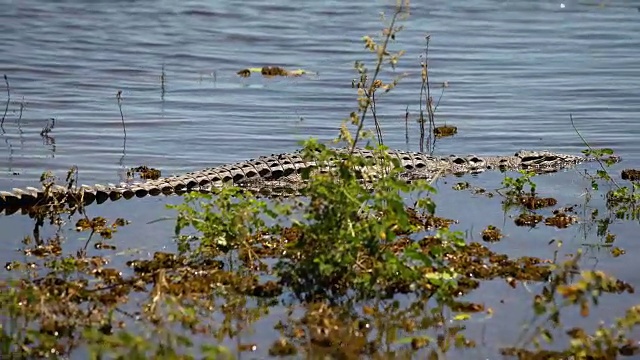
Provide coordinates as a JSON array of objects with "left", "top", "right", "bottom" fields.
[{"left": 169, "top": 186, "right": 277, "bottom": 257}]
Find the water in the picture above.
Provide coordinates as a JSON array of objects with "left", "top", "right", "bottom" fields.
[{"left": 1, "top": 0, "right": 639, "bottom": 356}]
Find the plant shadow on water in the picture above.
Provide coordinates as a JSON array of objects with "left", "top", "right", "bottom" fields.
[{"left": 2, "top": 2, "right": 640, "bottom": 359}]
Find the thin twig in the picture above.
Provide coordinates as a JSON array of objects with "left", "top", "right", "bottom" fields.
[
  {"left": 404, "top": 106, "right": 409, "bottom": 146},
  {"left": 117, "top": 90, "right": 127, "bottom": 168},
  {"left": 569, "top": 114, "right": 620, "bottom": 189},
  {"left": 370, "top": 90, "right": 383, "bottom": 146},
  {"left": 0, "top": 75, "right": 13, "bottom": 172},
  {"left": 160, "top": 63, "right": 166, "bottom": 100},
  {"left": 432, "top": 82, "right": 447, "bottom": 113},
  {"left": 17, "top": 97, "right": 24, "bottom": 135},
  {"left": 116, "top": 90, "right": 126, "bottom": 137},
  {"left": 419, "top": 111, "right": 425, "bottom": 152},
  {"left": 418, "top": 36, "right": 428, "bottom": 152},
  {"left": 418, "top": 35, "right": 437, "bottom": 153},
  {"left": 424, "top": 36, "right": 436, "bottom": 139},
  {"left": 350, "top": 5, "right": 404, "bottom": 154},
  {"left": 1, "top": 74, "right": 9, "bottom": 127},
  {"left": 428, "top": 166, "right": 446, "bottom": 185}
]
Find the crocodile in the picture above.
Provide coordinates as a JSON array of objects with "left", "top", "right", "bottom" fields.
[{"left": 0, "top": 147, "right": 597, "bottom": 215}]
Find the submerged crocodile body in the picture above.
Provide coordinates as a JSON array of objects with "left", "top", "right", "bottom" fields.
[{"left": 0, "top": 148, "right": 592, "bottom": 214}]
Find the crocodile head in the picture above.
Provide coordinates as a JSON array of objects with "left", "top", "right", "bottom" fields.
[{"left": 515, "top": 150, "right": 583, "bottom": 171}]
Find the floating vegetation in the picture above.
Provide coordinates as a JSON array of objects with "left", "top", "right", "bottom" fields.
[
  {"left": 406, "top": 207, "right": 457, "bottom": 230},
  {"left": 22, "top": 236, "right": 62, "bottom": 258},
  {"left": 611, "top": 246, "right": 626, "bottom": 257},
  {"left": 622, "top": 169, "right": 640, "bottom": 181},
  {"left": 75, "top": 216, "right": 107, "bottom": 231},
  {"left": 605, "top": 184, "right": 640, "bottom": 220},
  {"left": 514, "top": 213, "right": 544, "bottom": 227},
  {"left": 75, "top": 216, "right": 129, "bottom": 240},
  {"left": 518, "top": 195, "right": 558, "bottom": 210},
  {"left": 452, "top": 181, "right": 470, "bottom": 190},
  {"left": 481, "top": 225, "right": 503, "bottom": 242},
  {"left": 127, "top": 165, "right": 161, "bottom": 180},
  {"left": 544, "top": 211, "right": 578, "bottom": 229},
  {"left": 433, "top": 124, "right": 457, "bottom": 138},
  {"left": 452, "top": 181, "right": 492, "bottom": 196},
  {"left": 236, "top": 66, "right": 313, "bottom": 78}
]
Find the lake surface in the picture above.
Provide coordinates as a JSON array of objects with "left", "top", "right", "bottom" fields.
[{"left": 1, "top": 0, "right": 639, "bottom": 357}]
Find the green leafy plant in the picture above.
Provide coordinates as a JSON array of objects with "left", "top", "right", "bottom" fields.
[
  {"left": 508, "top": 251, "right": 638, "bottom": 358},
  {"left": 501, "top": 169, "right": 538, "bottom": 198},
  {"left": 170, "top": 186, "right": 279, "bottom": 257},
  {"left": 275, "top": 141, "right": 440, "bottom": 300}
]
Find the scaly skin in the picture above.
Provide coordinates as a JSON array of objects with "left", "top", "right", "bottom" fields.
[{"left": 0, "top": 148, "right": 591, "bottom": 215}]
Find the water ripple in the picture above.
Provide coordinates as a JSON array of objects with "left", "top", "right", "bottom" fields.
[{"left": 0, "top": 0, "right": 637, "bottom": 185}]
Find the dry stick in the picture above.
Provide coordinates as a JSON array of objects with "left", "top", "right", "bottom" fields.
[
  {"left": 1, "top": 74, "right": 9, "bottom": 127},
  {"left": 40, "top": 118, "right": 56, "bottom": 153},
  {"left": 418, "top": 105, "right": 425, "bottom": 153},
  {"left": 17, "top": 97, "right": 24, "bottom": 136},
  {"left": 116, "top": 90, "right": 126, "bottom": 137},
  {"left": 117, "top": 90, "right": 127, "bottom": 168},
  {"left": 428, "top": 166, "right": 447, "bottom": 185},
  {"left": 428, "top": 84, "right": 446, "bottom": 155},
  {"left": 418, "top": 35, "right": 438, "bottom": 153},
  {"left": 40, "top": 117, "right": 55, "bottom": 135},
  {"left": 418, "top": 38, "right": 428, "bottom": 152},
  {"left": 404, "top": 106, "right": 409, "bottom": 146},
  {"left": 424, "top": 35, "right": 437, "bottom": 153},
  {"left": 370, "top": 90, "right": 383, "bottom": 146},
  {"left": 160, "top": 63, "right": 166, "bottom": 99},
  {"left": 349, "top": 5, "right": 404, "bottom": 154},
  {"left": 432, "top": 84, "right": 446, "bottom": 113},
  {"left": 0, "top": 75, "right": 14, "bottom": 174},
  {"left": 424, "top": 35, "right": 434, "bottom": 126},
  {"left": 569, "top": 113, "right": 621, "bottom": 190},
  {"left": 63, "top": 165, "right": 91, "bottom": 220}
]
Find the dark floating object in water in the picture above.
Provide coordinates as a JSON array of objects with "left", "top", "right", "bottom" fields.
[
  {"left": 237, "top": 66, "right": 311, "bottom": 78},
  {"left": 0, "top": 148, "right": 598, "bottom": 214},
  {"left": 128, "top": 166, "right": 161, "bottom": 181},
  {"left": 621, "top": 169, "right": 640, "bottom": 182},
  {"left": 434, "top": 125, "right": 457, "bottom": 138}
]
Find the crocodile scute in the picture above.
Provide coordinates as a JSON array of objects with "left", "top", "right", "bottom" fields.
[{"left": 0, "top": 148, "right": 592, "bottom": 214}]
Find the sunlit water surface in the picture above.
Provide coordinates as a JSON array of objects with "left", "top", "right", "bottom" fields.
[{"left": 1, "top": 0, "right": 639, "bottom": 357}]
